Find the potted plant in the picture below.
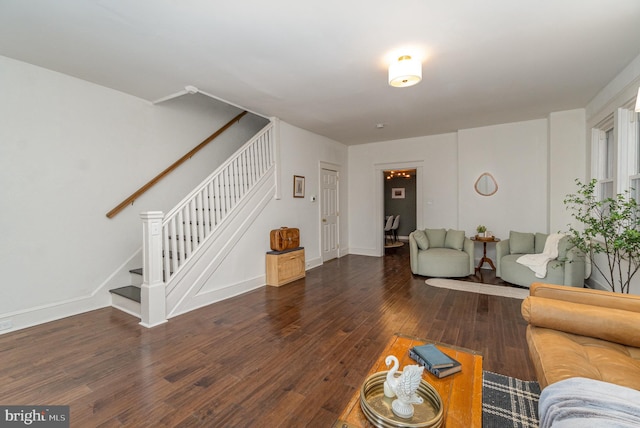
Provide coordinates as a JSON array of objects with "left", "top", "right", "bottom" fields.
[
  {"left": 564, "top": 179, "right": 640, "bottom": 293},
  {"left": 476, "top": 225, "right": 487, "bottom": 238}
]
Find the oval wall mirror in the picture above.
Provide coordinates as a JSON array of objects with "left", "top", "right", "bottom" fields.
[{"left": 474, "top": 173, "right": 498, "bottom": 196}]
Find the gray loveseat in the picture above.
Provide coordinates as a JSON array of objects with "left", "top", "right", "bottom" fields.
[
  {"left": 409, "top": 228, "right": 474, "bottom": 277},
  {"left": 496, "top": 231, "right": 585, "bottom": 288}
]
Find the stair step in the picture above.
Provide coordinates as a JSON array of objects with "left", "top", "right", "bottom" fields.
[
  {"left": 129, "top": 267, "right": 172, "bottom": 282},
  {"left": 109, "top": 286, "right": 141, "bottom": 303}
]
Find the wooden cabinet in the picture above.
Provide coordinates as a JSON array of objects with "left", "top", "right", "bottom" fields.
[{"left": 266, "top": 247, "right": 305, "bottom": 286}]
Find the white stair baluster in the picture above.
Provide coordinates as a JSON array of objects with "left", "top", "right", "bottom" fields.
[{"left": 196, "top": 192, "right": 205, "bottom": 245}]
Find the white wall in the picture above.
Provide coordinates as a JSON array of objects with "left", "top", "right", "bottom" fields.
[
  {"left": 458, "top": 119, "right": 548, "bottom": 238},
  {"left": 0, "top": 55, "right": 267, "bottom": 332},
  {"left": 348, "top": 115, "right": 586, "bottom": 268},
  {"left": 348, "top": 133, "right": 458, "bottom": 256},
  {"left": 548, "top": 109, "right": 586, "bottom": 234}
]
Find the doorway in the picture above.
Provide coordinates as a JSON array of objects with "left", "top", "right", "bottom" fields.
[
  {"left": 320, "top": 167, "right": 339, "bottom": 262},
  {"left": 375, "top": 162, "right": 424, "bottom": 257},
  {"left": 383, "top": 169, "right": 417, "bottom": 248}
]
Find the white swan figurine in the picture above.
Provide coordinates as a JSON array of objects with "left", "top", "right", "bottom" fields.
[
  {"left": 383, "top": 355, "right": 399, "bottom": 398},
  {"left": 391, "top": 364, "right": 425, "bottom": 418}
]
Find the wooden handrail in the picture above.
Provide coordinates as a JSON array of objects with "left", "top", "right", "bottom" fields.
[{"left": 106, "top": 110, "right": 248, "bottom": 218}]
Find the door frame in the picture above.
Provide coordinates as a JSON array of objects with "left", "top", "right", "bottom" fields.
[
  {"left": 319, "top": 161, "right": 341, "bottom": 262},
  {"left": 375, "top": 161, "right": 424, "bottom": 257}
]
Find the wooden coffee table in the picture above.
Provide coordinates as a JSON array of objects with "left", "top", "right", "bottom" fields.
[{"left": 334, "top": 333, "right": 483, "bottom": 428}]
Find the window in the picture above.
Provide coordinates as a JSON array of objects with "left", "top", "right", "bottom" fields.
[
  {"left": 618, "top": 104, "right": 639, "bottom": 203},
  {"left": 603, "top": 128, "right": 615, "bottom": 199},
  {"left": 591, "top": 115, "right": 614, "bottom": 201},
  {"left": 591, "top": 100, "right": 639, "bottom": 203},
  {"left": 629, "top": 112, "right": 640, "bottom": 203}
]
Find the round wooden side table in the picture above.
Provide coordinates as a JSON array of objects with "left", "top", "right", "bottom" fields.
[{"left": 471, "top": 235, "right": 500, "bottom": 274}]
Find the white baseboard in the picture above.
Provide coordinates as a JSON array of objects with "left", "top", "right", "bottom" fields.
[
  {"left": 169, "top": 275, "right": 265, "bottom": 319},
  {"left": 349, "top": 247, "right": 380, "bottom": 257},
  {"left": 305, "top": 256, "right": 323, "bottom": 270},
  {"left": 0, "top": 248, "right": 143, "bottom": 335},
  {"left": 0, "top": 292, "right": 110, "bottom": 335}
]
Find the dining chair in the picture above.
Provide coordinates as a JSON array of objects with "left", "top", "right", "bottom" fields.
[
  {"left": 391, "top": 215, "right": 400, "bottom": 242},
  {"left": 384, "top": 215, "right": 395, "bottom": 244}
]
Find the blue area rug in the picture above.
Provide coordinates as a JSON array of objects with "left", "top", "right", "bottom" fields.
[{"left": 482, "top": 371, "right": 541, "bottom": 428}]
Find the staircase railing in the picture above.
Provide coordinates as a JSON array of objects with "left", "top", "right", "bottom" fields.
[
  {"left": 107, "top": 111, "right": 248, "bottom": 218},
  {"left": 161, "top": 121, "right": 275, "bottom": 284}
]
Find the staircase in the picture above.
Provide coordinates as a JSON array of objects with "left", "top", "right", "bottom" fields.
[{"left": 109, "top": 120, "right": 277, "bottom": 325}]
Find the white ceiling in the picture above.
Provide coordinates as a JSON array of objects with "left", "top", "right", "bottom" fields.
[{"left": 1, "top": 0, "right": 640, "bottom": 145}]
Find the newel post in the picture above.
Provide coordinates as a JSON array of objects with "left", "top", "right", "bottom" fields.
[{"left": 140, "top": 211, "right": 167, "bottom": 328}]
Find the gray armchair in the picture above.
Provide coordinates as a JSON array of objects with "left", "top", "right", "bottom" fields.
[
  {"left": 409, "top": 228, "right": 474, "bottom": 277},
  {"left": 496, "top": 231, "right": 585, "bottom": 288}
]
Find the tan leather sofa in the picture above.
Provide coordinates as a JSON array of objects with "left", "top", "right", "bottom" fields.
[{"left": 521, "top": 282, "right": 640, "bottom": 390}]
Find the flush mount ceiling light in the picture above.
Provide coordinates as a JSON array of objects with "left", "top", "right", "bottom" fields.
[{"left": 388, "top": 55, "right": 422, "bottom": 88}]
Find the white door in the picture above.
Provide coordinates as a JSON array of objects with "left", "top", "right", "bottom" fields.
[{"left": 321, "top": 168, "right": 339, "bottom": 262}]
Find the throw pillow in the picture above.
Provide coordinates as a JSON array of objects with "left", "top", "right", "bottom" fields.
[
  {"left": 535, "top": 233, "right": 548, "bottom": 254},
  {"left": 444, "top": 229, "right": 465, "bottom": 251},
  {"left": 510, "top": 231, "right": 535, "bottom": 254},
  {"left": 425, "top": 228, "right": 446, "bottom": 248},
  {"left": 413, "top": 230, "right": 429, "bottom": 250}
]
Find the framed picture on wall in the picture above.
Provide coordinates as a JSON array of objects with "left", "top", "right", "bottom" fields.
[
  {"left": 294, "top": 175, "right": 305, "bottom": 198},
  {"left": 391, "top": 188, "right": 405, "bottom": 199}
]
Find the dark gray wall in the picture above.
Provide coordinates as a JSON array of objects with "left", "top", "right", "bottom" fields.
[{"left": 384, "top": 175, "right": 417, "bottom": 238}]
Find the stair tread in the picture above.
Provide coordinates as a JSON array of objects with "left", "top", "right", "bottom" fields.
[
  {"left": 110, "top": 286, "right": 141, "bottom": 303},
  {"left": 126, "top": 268, "right": 172, "bottom": 282}
]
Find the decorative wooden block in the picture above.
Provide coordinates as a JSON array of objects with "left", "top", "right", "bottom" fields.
[{"left": 266, "top": 247, "right": 305, "bottom": 286}]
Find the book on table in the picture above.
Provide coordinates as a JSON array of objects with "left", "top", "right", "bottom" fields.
[
  {"left": 412, "top": 344, "right": 455, "bottom": 368},
  {"left": 409, "top": 345, "right": 462, "bottom": 378}
]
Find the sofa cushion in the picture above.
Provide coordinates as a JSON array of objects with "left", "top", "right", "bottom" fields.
[
  {"left": 535, "top": 233, "right": 548, "bottom": 254},
  {"left": 501, "top": 254, "right": 565, "bottom": 287},
  {"left": 534, "top": 233, "right": 572, "bottom": 258},
  {"left": 557, "top": 236, "right": 571, "bottom": 260},
  {"left": 526, "top": 326, "right": 640, "bottom": 390},
  {"left": 425, "top": 228, "right": 446, "bottom": 248},
  {"left": 413, "top": 230, "right": 429, "bottom": 250},
  {"left": 444, "top": 229, "right": 465, "bottom": 251},
  {"left": 510, "top": 231, "right": 535, "bottom": 254},
  {"left": 417, "top": 248, "right": 470, "bottom": 277},
  {"left": 522, "top": 296, "right": 640, "bottom": 348}
]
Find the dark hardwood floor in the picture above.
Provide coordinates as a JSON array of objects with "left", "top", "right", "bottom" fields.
[{"left": 0, "top": 245, "right": 534, "bottom": 427}]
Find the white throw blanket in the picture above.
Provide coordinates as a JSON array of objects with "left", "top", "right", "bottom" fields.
[
  {"left": 539, "top": 377, "right": 640, "bottom": 428},
  {"left": 516, "top": 233, "right": 564, "bottom": 278}
]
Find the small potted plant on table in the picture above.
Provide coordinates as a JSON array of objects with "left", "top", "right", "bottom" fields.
[{"left": 476, "top": 225, "right": 487, "bottom": 238}]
